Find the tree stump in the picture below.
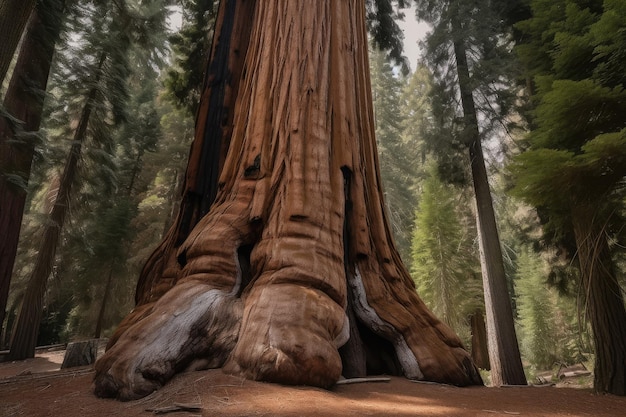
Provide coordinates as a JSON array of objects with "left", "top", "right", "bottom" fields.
[{"left": 61, "top": 339, "right": 98, "bottom": 369}]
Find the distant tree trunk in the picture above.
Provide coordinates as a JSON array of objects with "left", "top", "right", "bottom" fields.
[
  {"left": 571, "top": 203, "right": 626, "bottom": 396},
  {"left": 0, "top": 0, "right": 64, "bottom": 341},
  {"left": 162, "top": 168, "right": 183, "bottom": 238},
  {"left": 94, "top": 268, "right": 114, "bottom": 339},
  {"left": 94, "top": 0, "right": 482, "bottom": 401},
  {"left": 452, "top": 18, "right": 526, "bottom": 386},
  {"left": 7, "top": 54, "right": 104, "bottom": 361},
  {"left": 0, "top": 0, "right": 36, "bottom": 85},
  {"left": 470, "top": 309, "right": 490, "bottom": 370}
]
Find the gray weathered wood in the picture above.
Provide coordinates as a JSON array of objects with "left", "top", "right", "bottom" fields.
[{"left": 61, "top": 339, "right": 98, "bottom": 369}]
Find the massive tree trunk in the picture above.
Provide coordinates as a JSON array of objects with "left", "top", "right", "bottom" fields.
[
  {"left": 0, "top": 0, "right": 36, "bottom": 85},
  {"left": 571, "top": 203, "right": 626, "bottom": 396},
  {"left": 0, "top": 0, "right": 64, "bottom": 341},
  {"left": 452, "top": 17, "right": 526, "bottom": 386},
  {"left": 7, "top": 54, "right": 104, "bottom": 360},
  {"left": 94, "top": 0, "right": 482, "bottom": 400}
]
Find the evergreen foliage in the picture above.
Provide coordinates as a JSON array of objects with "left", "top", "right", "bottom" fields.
[
  {"left": 414, "top": 0, "right": 521, "bottom": 183},
  {"left": 413, "top": 0, "right": 528, "bottom": 386},
  {"left": 2, "top": 1, "right": 620, "bottom": 395},
  {"left": 165, "top": 0, "right": 218, "bottom": 113},
  {"left": 514, "top": 247, "right": 556, "bottom": 369},
  {"left": 4, "top": 0, "right": 173, "bottom": 351},
  {"left": 511, "top": 0, "right": 626, "bottom": 395},
  {"left": 369, "top": 46, "right": 420, "bottom": 263},
  {"left": 410, "top": 163, "right": 481, "bottom": 336}
]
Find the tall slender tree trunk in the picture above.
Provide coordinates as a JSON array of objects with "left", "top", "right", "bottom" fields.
[
  {"left": 452, "top": 18, "right": 526, "bottom": 386},
  {"left": 94, "top": 268, "right": 114, "bottom": 339},
  {"left": 0, "top": 0, "right": 37, "bottom": 85},
  {"left": 571, "top": 203, "right": 626, "bottom": 396},
  {"left": 94, "top": 0, "right": 481, "bottom": 401},
  {"left": 0, "top": 0, "right": 64, "bottom": 340},
  {"left": 7, "top": 54, "right": 104, "bottom": 360}
]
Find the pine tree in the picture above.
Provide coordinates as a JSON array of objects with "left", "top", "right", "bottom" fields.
[
  {"left": 369, "top": 46, "right": 418, "bottom": 263},
  {"left": 165, "top": 0, "right": 218, "bottom": 114},
  {"left": 411, "top": 163, "right": 473, "bottom": 333},
  {"left": 514, "top": 246, "right": 556, "bottom": 369}
]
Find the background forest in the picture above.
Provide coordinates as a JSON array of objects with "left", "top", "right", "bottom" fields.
[{"left": 0, "top": 0, "right": 625, "bottom": 393}]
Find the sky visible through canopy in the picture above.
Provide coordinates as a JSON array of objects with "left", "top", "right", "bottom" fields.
[{"left": 166, "top": 4, "right": 429, "bottom": 73}]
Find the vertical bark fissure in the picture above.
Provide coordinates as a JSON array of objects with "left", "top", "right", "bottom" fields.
[
  {"left": 183, "top": 0, "right": 238, "bottom": 225},
  {"left": 338, "top": 166, "right": 367, "bottom": 378}
]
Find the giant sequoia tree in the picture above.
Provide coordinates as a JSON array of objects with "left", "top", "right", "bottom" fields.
[{"left": 94, "top": 0, "right": 481, "bottom": 400}]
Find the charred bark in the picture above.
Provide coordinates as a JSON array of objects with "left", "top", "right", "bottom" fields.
[
  {"left": 94, "top": 0, "right": 482, "bottom": 400},
  {"left": 129, "top": 0, "right": 256, "bottom": 314},
  {"left": 571, "top": 204, "right": 626, "bottom": 396},
  {"left": 0, "top": 0, "right": 64, "bottom": 339}
]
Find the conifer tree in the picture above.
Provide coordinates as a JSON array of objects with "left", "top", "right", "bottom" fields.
[
  {"left": 411, "top": 163, "right": 472, "bottom": 332},
  {"left": 94, "top": 0, "right": 482, "bottom": 400},
  {"left": 511, "top": 0, "right": 626, "bottom": 395},
  {"left": 369, "top": 47, "right": 418, "bottom": 262},
  {"left": 8, "top": 0, "right": 169, "bottom": 360},
  {"left": 413, "top": 0, "right": 526, "bottom": 385},
  {"left": 514, "top": 246, "right": 556, "bottom": 369},
  {"left": 165, "top": 0, "right": 218, "bottom": 114}
]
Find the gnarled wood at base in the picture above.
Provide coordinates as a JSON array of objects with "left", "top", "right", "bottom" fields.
[{"left": 93, "top": 0, "right": 482, "bottom": 400}]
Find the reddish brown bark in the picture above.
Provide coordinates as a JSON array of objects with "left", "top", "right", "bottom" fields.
[
  {"left": 470, "top": 309, "right": 490, "bottom": 370},
  {"left": 129, "top": 0, "right": 256, "bottom": 310},
  {"left": 94, "top": 0, "right": 481, "bottom": 400}
]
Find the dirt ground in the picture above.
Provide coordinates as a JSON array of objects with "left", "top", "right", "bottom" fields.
[{"left": 1, "top": 350, "right": 625, "bottom": 417}]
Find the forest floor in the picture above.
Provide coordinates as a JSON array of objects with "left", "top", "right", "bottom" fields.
[{"left": 1, "top": 349, "right": 625, "bottom": 417}]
